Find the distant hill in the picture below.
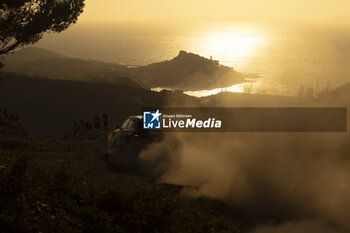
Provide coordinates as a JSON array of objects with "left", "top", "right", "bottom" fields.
[
  {"left": 2, "top": 47, "right": 246, "bottom": 91},
  {"left": 4, "top": 47, "right": 67, "bottom": 65},
  {"left": 0, "top": 71, "right": 197, "bottom": 138},
  {"left": 2, "top": 47, "right": 141, "bottom": 88},
  {"left": 133, "top": 51, "right": 245, "bottom": 90}
]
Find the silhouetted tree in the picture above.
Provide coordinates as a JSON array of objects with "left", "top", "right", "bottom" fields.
[{"left": 0, "top": 0, "right": 85, "bottom": 58}]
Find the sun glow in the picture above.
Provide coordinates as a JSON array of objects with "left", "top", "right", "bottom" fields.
[{"left": 192, "top": 25, "right": 270, "bottom": 70}]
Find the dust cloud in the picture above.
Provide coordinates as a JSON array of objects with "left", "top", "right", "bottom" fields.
[{"left": 139, "top": 94, "right": 350, "bottom": 232}]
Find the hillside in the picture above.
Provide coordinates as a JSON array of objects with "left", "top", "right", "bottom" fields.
[
  {"left": 2, "top": 47, "right": 246, "bottom": 90},
  {"left": 0, "top": 72, "right": 198, "bottom": 138},
  {"left": 2, "top": 47, "right": 141, "bottom": 88},
  {"left": 133, "top": 50, "right": 245, "bottom": 90},
  {"left": 3, "top": 47, "right": 67, "bottom": 65}
]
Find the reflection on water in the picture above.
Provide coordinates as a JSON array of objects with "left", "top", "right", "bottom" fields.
[
  {"left": 184, "top": 81, "right": 261, "bottom": 97},
  {"left": 152, "top": 79, "right": 283, "bottom": 98},
  {"left": 152, "top": 80, "right": 263, "bottom": 97},
  {"left": 38, "top": 22, "right": 350, "bottom": 96}
]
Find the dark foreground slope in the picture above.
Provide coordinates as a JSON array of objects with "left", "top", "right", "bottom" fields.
[
  {"left": 0, "top": 72, "right": 196, "bottom": 138},
  {"left": 0, "top": 128, "right": 245, "bottom": 233}
]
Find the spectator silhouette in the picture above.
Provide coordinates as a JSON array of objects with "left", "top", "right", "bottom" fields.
[
  {"left": 85, "top": 121, "right": 92, "bottom": 130},
  {"left": 80, "top": 120, "right": 86, "bottom": 132},
  {"left": 94, "top": 115, "right": 101, "bottom": 129},
  {"left": 74, "top": 120, "right": 80, "bottom": 135},
  {"left": 3, "top": 108, "right": 8, "bottom": 118},
  {"left": 14, "top": 114, "right": 20, "bottom": 122},
  {"left": 102, "top": 113, "right": 109, "bottom": 127}
]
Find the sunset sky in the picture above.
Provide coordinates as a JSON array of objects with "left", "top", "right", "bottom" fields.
[{"left": 79, "top": 0, "right": 350, "bottom": 24}]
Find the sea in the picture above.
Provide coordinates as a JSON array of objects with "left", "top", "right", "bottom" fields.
[{"left": 36, "top": 21, "right": 350, "bottom": 97}]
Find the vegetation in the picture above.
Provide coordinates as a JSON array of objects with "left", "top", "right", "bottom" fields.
[
  {"left": 0, "top": 118, "right": 30, "bottom": 138},
  {"left": 0, "top": 0, "right": 85, "bottom": 56},
  {"left": 297, "top": 81, "right": 333, "bottom": 99}
]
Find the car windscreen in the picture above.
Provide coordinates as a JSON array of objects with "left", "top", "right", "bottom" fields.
[
  {"left": 121, "top": 119, "right": 130, "bottom": 129},
  {"left": 122, "top": 117, "right": 143, "bottom": 130}
]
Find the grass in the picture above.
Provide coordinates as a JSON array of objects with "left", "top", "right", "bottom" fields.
[{"left": 0, "top": 129, "right": 245, "bottom": 233}]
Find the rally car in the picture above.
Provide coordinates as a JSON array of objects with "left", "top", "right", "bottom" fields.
[{"left": 107, "top": 115, "right": 162, "bottom": 167}]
